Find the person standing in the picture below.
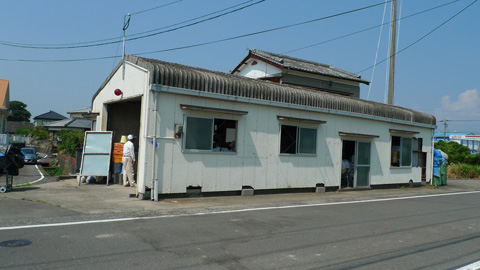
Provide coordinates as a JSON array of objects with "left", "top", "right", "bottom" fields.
[{"left": 122, "top": 134, "right": 136, "bottom": 187}]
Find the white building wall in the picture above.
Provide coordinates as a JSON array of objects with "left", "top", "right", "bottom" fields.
[
  {"left": 92, "top": 62, "right": 150, "bottom": 192},
  {"left": 92, "top": 62, "right": 434, "bottom": 196},
  {"left": 237, "top": 59, "right": 282, "bottom": 78},
  {"left": 150, "top": 91, "right": 433, "bottom": 194}
]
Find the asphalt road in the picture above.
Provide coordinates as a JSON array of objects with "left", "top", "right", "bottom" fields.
[
  {"left": 11, "top": 163, "right": 55, "bottom": 186},
  {"left": 1, "top": 189, "right": 479, "bottom": 269}
]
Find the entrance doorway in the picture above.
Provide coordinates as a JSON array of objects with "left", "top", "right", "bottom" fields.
[
  {"left": 106, "top": 99, "right": 142, "bottom": 181},
  {"left": 341, "top": 140, "right": 371, "bottom": 188}
]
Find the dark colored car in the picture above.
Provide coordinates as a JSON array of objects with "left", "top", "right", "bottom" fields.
[{"left": 21, "top": 147, "right": 37, "bottom": 164}]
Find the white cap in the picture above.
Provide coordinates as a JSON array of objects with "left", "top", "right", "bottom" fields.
[{"left": 127, "top": 134, "right": 135, "bottom": 140}]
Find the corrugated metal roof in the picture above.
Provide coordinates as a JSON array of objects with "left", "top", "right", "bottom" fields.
[
  {"left": 232, "top": 49, "right": 370, "bottom": 85},
  {"left": 94, "top": 55, "right": 435, "bottom": 126}
]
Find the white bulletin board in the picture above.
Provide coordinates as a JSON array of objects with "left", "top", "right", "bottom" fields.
[{"left": 78, "top": 131, "right": 113, "bottom": 185}]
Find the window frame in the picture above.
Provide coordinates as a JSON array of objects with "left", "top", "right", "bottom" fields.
[
  {"left": 391, "top": 135, "right": 413, "bottom": 167},
  {"left": 183, "top": 115, "right": 238, "bottom": 154},
  {"left": 279, "top": 124, "right": 317, "bottom": 156}
]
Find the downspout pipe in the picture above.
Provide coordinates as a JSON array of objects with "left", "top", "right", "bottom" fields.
[{"left": 151, "top": 91, "right": 159, "bottom": 201}]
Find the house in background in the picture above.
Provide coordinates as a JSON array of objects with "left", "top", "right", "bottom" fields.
[
  {"left": 231, "top": 49, "right": 369, "bottom": 97},
  {"left": 43, "top": 107, "right": 92, "bottom": 139},
  {"left": 0, "top": 79, "right": 10, "bottom": 134},
  {"left": 43, "top": 118, "right": 91, "bottom": 137},
  {"left": 90, "top": 54, "right": 435, "bottom": 199},
  {"left": 33, "top": 111, "right": 67, "bottom": 127},
  {"left": 67, "top": 107, "right": 91, "bottom": 118}
]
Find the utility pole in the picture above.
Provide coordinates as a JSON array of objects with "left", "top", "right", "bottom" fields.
[
  {"left": 443, "top": 120, "right": 447, "bottom": 141},
  {"left": 387, "top": 0, "right": 397, "bottom": 105},
  {"left": 122, "top": 13, "right": 131, "bottom": 80}
]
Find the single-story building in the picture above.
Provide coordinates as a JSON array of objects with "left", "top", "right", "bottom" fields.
[{"left": 91, "top": 54, "right": 436, "bottom": 199}]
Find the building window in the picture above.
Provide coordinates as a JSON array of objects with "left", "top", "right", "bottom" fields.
[
  {"left": 391, "top": 136, "right": 412, "bottom": 167},
  {"left": 184, "top": 116, "right": 237, "bottom": 152},
  {"left": 280, "top": 125, "right": 316, "bottom": 155}
]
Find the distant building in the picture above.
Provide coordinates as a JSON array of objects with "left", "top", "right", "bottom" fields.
[
  {"left": 33, "top": 111, "right": 67, "bottom": 127},
  {"left": 434, "top": 132, "right": 480, "bottom": 153},
  {"left": 0, "top": 79, "right": 10, "bottom": 133},
  {"left": 43, "top": 117, "right": 91, "bottom": 139},
  {"left": 231, "top": 49, "right": 369, "bottom": 97},
  {"left": 67, "top": 107, "right": 91, "bottom": 118}
]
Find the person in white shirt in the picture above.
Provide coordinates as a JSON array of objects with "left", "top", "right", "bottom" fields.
[
  {"left": 122, "top": 134, "right": 136, "bottom": 187},
  {"left": 342, "top": 158, "right": 350, "bottom": 174}
]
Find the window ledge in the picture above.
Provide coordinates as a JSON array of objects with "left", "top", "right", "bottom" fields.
[
  {"left": 183, "top": 150, "right": 237, "bottom": 155},
  {"left": 279, "top": 154, "right": 317, "bottom": 157}
]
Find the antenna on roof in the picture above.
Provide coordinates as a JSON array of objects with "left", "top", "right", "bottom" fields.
[{"left": 122, "top": 13, "right": 131, "bottom": 80}]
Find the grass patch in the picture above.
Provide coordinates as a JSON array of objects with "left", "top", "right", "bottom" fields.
[
  {"left": 14, "top": 183, "right": 33, "bottom": 188},
  {"left": 44, "top": 167, "right": 64, "bottom": 176},
  {"left": 448, "top": 163, "right": 480, "bottom": 179}
]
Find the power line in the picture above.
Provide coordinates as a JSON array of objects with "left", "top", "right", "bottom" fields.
[
  {"left": 282, "top": 0, "right": 460, "bottom": 54},
  {"left": 0, "top": 0, "right": 266, "bottom": 49},
  {"left": 0, "top": 0, "right": 258, "bottom": 48},
  {"left": 132, "top": 1, "right": 391, "bottom": 55},
  {"left": 130, "top": 0, "right": 184, "bottom": 16},
  {"left": 0, "top": 1, "right": 418, "bottom": 62},
  {"left": 356, "top": 0, "right": 478, "bottom": 74}
]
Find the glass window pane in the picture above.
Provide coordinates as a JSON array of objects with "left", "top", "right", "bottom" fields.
[
  {"left": 357, "top": 142, "right": 370, "bottom": 165},
  {"left": 391, "top": 136, "right": 401, "bottom": 167},
  {"left": 401, "top": 137, "right": 412, "bottom": 166},
  {"left": 356, "top": 167, "right": 370, "bottom": 187},
  {"left": 213, "top": 119, "right": 237, "bottom": 152},
  {"left": 185, "top": 117, "right": 213, "bottom": 150},
  {"left": 299, "top": 128, "right": 316, "bottom": 154},
  {"left": 280, "top": 125, "right": 297, "bottom": 154}
]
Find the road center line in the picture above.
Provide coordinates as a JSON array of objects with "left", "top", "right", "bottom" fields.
[{"left": 1, "top": 190, "right": 480, "bottom": 231}]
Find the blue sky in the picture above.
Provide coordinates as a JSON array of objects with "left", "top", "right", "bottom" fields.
[{"left": 1, "top": 0, "right": 479, "bottom": 133}]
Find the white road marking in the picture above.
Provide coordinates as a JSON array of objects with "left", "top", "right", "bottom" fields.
[
  {"left": 1, "top": 190, "right": 480, "bottom": 231},
  {"left": 456, "top": 260, "right": 480, "bottom": 270},
  {"left": 30, "top": 164, "right": 45, "bottom": 184}
]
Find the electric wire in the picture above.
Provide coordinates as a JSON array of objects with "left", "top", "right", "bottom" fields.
[
  {"left": 134, "top": 1, "right": 389, "bottom": 56},
  {"left": 356, "top": 0, "right": 478, "bottom": 74},
  {"left": 366, "top": 0, "right": 388, "bottom": 100},
  {"left": 0, "top": 0, "right": 259, "bottom": 47},
  {"left": 0, "top": 0, "right": 468, "bottom": 63},
  {"left": 282, "top": 0, "right": 459, "bottom": 54},
  {"left": 130, "top": 0, "right": 184, "bottom": 16},
  {"left": 0, "top": 0, "right": 266, "bottom": 49}
]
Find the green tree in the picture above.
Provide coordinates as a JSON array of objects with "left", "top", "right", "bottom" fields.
[
  {"left": 434, "top": 140, "right": 472, "bottom": 164},
  {"left": 32, "top": 127, "right": 48, "bottom": 140},
  {"left": 8, "top": 100, "right": 31, "bottom": 122},
  {"left": 57, "top": 130, "right": 85, "bottom": 157}
]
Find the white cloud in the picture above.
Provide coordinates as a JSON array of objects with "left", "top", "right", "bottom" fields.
[
  {"left": 440, "top": 89, "right": 480, "bottom": 112},
  {"left": 435, "top": 89, "right": 480, "bottom": 133}
]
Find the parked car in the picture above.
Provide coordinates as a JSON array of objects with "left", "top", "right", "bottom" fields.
[{"left": 21, "top": 147, "right": 37, "bottom": 164}]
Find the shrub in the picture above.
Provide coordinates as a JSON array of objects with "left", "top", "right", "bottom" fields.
[
  {"left": 32, "top": 127, "right": 49, "bottom": 140},
  {"left": 57, "top": 130, "right": 84, "bottom": 157},
  {"left": 448, "top": 163, "right": 480, "bottom": 179}
]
